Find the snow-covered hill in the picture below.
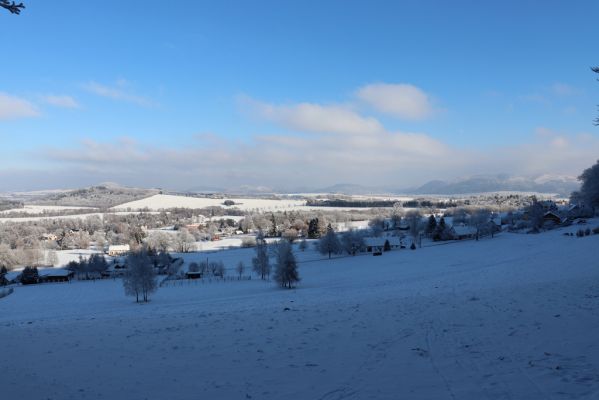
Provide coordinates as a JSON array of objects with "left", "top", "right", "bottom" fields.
[{"left": 1, "top": 226, "right": 598, "bottom": 399}]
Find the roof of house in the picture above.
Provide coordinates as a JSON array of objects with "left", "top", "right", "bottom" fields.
[
  {"left": 364, "top": 236, "right": 401, "bottom": 247},
  {"left": 108, "top": 244, "right": 130, "bottom": 252},
  {"left": 452, "top": 225, "right": 477, "bottom": 236}
]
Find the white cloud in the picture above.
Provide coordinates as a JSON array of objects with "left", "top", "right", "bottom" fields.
[
  {"left": 83, "top": 81, "right": 154, "bottom": 107},
  {"left": 356, "top": 83, "right": 434, "bottom": 120},
  {"left": 41, "top": 94, "right": 80, "bottom": 109},
  {"left": 551, "top": 82, "right": 579, "bottom": 96},
  {"left": 239, "top": 95, "right": 383, "bottom": 135},
  {"left": 0, "top": 93, "right": 39, "bottom": 120}
]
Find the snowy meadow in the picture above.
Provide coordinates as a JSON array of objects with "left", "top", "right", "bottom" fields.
[{"left": 1, "top": 225, "right": 599, "bottom": 399}]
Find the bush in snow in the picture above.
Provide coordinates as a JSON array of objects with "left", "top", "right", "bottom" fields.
[
  {"left": 189, "top": 262, "right": 200, "bottom": 272},
  {"left": 241, "top": 237, "right": 256, "bottom": 248},
  {"left": 298, "top": 239, "right": 308, "bottom": 252},
  {"left": 593, "top": 227, "right": 599, "bottom": 235},
  {"left": 585, "top": 228, "right": 591, "bottom": 236}
]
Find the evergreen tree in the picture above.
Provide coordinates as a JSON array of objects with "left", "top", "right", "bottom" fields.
[
  {"left": 433, "top": 217, "right": 448, "bottom": 241},
  {"left": 383, "top": 239, "right": 391, "bottom": 252},
  {"left": 20, "top": 266, "right": 39, "bottom": 285},
  {"left": 426, "top": 215, "right": 437, "bottom": 237},
  {"left": 273, "top": 240, "right": 299, "bottom": 289},
  {"left": 269, "top": 213, "right": 278, "bottom": 237},
  {"left": 307, "top": 218, "right": 320, "bottom": 239}
]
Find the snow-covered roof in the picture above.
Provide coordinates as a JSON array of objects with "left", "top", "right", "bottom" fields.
[
  {"left": 364, "top": 237, "right": 401, "bottom": 247},
  {"left": 38, "top": 268, "right": 72, "bottom": 277},
  {"left": 452, "top": 225, "right": 477, "bottom": 236},
  {"left": 108, "top": 245, "right": 130, "bottom": 252}
]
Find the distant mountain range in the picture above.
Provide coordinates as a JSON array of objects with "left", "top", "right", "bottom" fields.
[
  {"left": 404, "top": 174, "right": 579, "bottom": 196},
  {"left": 1, "top": 174, "right": 580, "bottom": 203},
  {"left": 182, "top": 174, "right": 580, "bottom": 197},
  {"left": 303, "top": 174, "right": 580, "bottom": 197}
]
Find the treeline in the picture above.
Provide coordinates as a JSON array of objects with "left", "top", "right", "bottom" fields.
[
  {"left": 0, "top": 199, "right": 24, "bottom": 212},
  {"left": 307, "top": 199, "right": 459, "bottom": 209},
  {"left": 31, "top": 185, "right": 159, "bottom": 208}
]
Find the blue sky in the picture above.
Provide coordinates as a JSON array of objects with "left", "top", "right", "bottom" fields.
[{"left": 1, "top": 1, "right": 598, "bottom": 191}]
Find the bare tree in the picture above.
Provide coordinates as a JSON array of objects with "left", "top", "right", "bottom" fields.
[
  {"left": 148, "top": 231, "right": 172, "bottom": 252},
  {"left": 0, "top": 0, "right": 25, "bottom": 14},
  {"left": 173, "top": 228, "right": 195, "bottom": 253},
  {"left": 405, "top": 210, "right": 423, "bottom": 247},
  {"left": 236, "top": 261, "right": 245, "bottom": 279},
  {"left": 46, "top": 250, "right": 59, "bottom": 267},
  {"left": 252, "top": 231, "right": 270, "bottom": 280},
  {"left": 469, "top": 208, "right": 491, "bottom": 240},
  {"left": 341, "top": 230, "right": 364, "bottom": 256},
  {"left": 273, "top": 240, "right": 299, "bottom": 289},
  {"left": 123, "top": 250, "right": 157, "bottom": 303}
]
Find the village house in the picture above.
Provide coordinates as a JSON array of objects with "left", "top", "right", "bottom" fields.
[
  {"left": 107, "top": 244, "right": 131, "bottom": 257},
  {"left": 451, "top": 225, "right": 477, "bottom": 240},
  {"left": 542, "top": 211, "right": 563, "bottom": 226},
  {"left": 364, "top": 236, "right": 402, "bottom": 253}
]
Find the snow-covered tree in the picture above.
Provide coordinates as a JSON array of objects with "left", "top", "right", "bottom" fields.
[
  {"left": 273, "top": 240, "right": 299, "bottom": 289},
  {"left": 318, "top": 224, "right": 341, "bottom": 259},
  {"left": 147, "top": 231, "right": 172, "bottom": 253},
  {"left": 123, "top": 250, "right": 157, "bottom": 303},
  {"left": 525, "top": 199, "right": 544, "bottom": 232},
  {"left": 341, "top": 230, "right": 364, "bottom": 256},
  {"left": 469, "top": 209, "right": 491, "bottom": 240},
  {"left": 174, "top": 229, "right": 195, "bottom": 253},
  {"left": 405, "top": 211, "right": 423, "bottom": 247},
  {"left": 575, "top": 159, "right": 599, "bottom": 211},
  {"left": 369, "top": 217, "right": 385, "bottom": 237},
  {"left": 0, "top": 244, "right": 18, "bottom": 271}
]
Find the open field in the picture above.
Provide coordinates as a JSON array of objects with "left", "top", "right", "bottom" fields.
[{"left": 1, "top": 224, "right": 599, "bottom": 399}]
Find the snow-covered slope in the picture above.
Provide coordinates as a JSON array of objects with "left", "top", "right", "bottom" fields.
[{"left": 1, "top": 227, "right": 598, "bottom": 399}]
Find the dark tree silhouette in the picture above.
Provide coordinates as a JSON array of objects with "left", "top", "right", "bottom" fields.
[
  {"left": 1, "top": 1, "right": 25, "bottom": 14},
  {"left": 593, "top": 66, "right": 599, "bottom": 126}
]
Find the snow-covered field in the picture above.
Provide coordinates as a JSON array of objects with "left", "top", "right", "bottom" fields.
[
  {"left": 113, "top": 194, "right": 307, "bottom": 212},
  {"left": 1, "top": 227, "right": 599, "bottom": 399},
  {"left": 113, "top": 193, "right": 402, "bottom": 212},
  {"left": 0, "top": 205, "right": 94, "bottom": 215}
]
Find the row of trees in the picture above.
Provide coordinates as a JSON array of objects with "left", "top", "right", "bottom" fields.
[{"left": 251, "top": 231, "right": 299, "bottom": 288}]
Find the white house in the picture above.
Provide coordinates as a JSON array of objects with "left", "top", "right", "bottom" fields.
[
  {"left": 364, "top": 236, "right": 402, "bottom": 253},
  {"left": 107, "top": 244, "right": 130, "bottom": 257},
  {"left": 451, "top": 225, "right": 477, "bottom": 240}
]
